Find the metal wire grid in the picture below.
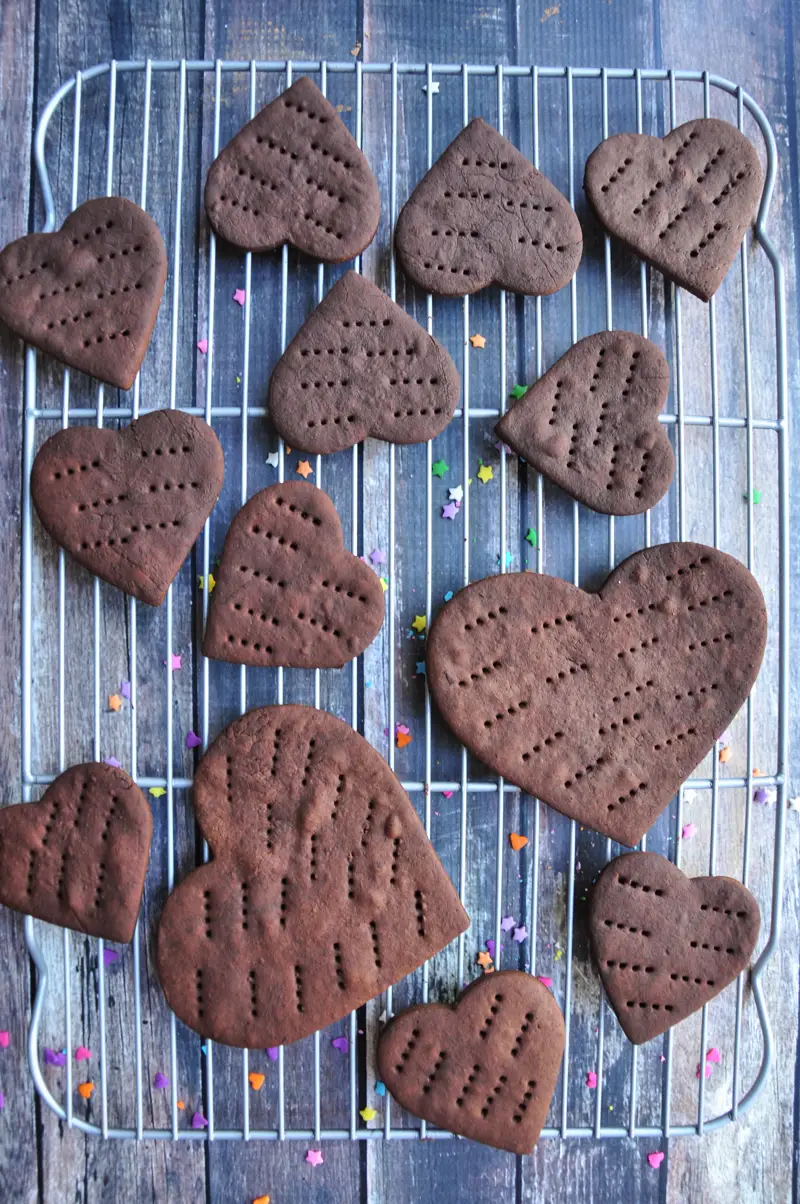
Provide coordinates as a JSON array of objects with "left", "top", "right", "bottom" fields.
[{"left": 19, "top": 61, "right": 788, "bottom": 1142}]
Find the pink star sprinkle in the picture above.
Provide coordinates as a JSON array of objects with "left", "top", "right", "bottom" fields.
[
  {"left": 186, "top": 731, "right": 202, "bottom": 750},
  {"left": 538, "top": 976, "right": 553, "bottom": 989},
  {"left": 442, "top": 790, "right": 453, "bottom": 799},
  {"left": 441, "top": 501, "right": 460, "bottom": 520},
  {"left": 305, "top": 1149, "right": 324, "bottom": 1167},
  {"left": 170, "top": 654, "right": 182, "bottom": 671},
  {"left": 196, "top": 338, "right": 208, "bottom": 354},
  {"left": 696, "top": 1062, "right": 713, "bottom": 1079},
  {"left": 586, "top": 1071, "right": 597, "bottom": 1089},
  {"left": 681, "top": 822, "right": 698, "bottom": 840},
  {"left": 706, "top": 1047, "right": 721, "bottom": 1064},
  {"left": 75, "top": 1047, "right": 91, "bottom": 1062},
  {"left": 0, "top": 1032, "right": 9, "bottom": 1049},
  {"left": 233, "top": 288, "right": 246, "bottom": 306},
  {"left": 647, "top": 1152, "right": 664, "bottom": 1169}
]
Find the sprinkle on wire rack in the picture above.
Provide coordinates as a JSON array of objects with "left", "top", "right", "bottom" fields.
[{"left": 20, "top": 60, "right": 788, "bottom": 1143}]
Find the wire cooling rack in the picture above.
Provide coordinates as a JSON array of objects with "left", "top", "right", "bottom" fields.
[{"left": 20, "top": 61, "right": 788, "bottom": 1143}]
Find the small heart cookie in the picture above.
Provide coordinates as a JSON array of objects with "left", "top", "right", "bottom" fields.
[
  {"left": 378, "top": 971, "right": 564, "bottom": 1153},
  {"left": 590, "top": 851, "right": 760, "bottom": 1043},
  {"left": 268, "top": 271, "right": 460, "bottom": 453},
  {"left": 0, "top": 197, "right": 167, "bottom": 389},
  {"left": 0, "top": 764, "right": 152, "bottom": 943},
  {"left": 203, "top": 481, "right": 384, "bottom": 668},
  {"left": 395, "top": 118, "right": 582, "bottom": 297},
  {"left": 31, "top": 410, "right": 225, "bottom": 606},
  {"left": 157, "top": 705, "right": 469, "bottom": 1047},
  {"left": 495, "top": 331, "right": 673, "bottom": 516},
  {"left": 427, "top": 543, "right": 766, "bottom": 846},
  {"left": 584, "top": 118, "right": 762, "bottom": 302},
  {"left": 204, "top": 77, "right": 380, "bottom": 262}
]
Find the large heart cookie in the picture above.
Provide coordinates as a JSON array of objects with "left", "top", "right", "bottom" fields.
[
  {"left": 268, "top": 271, "right": 460, "bottom": 454},
  {"left": 204, "top": 77, "right": 380, "bottom": 261},
  {"left": 584, "top": 118, "right": 762, "bottom": 302},
  {"left": 31, "top": 409, "right": 224, "bottom": 606},
  {"left": 427, "top": 543, "right": 766, "bottom": 846},
  {"left": 0, "top": 764, "right": 152, "bottom": 942},
  {"left": 395, "top": 118, "right": 582, "bottom": 297},
  {"left": 590, "top": 852, "right": 760, "bottom": 1043},
  {"left": 378, "top": 971, "right": 564, "bottom": 1153},
  {"left": 203, "top": 481, "right": 384, "bottom": 668},
  {"left": 157, "top": 706, "right": 469, "bottom": 1048},
  {"left": 0, "top": 197, "right": 167, "bottom": 389},
  {"left": 495, "top": 331, "right": 674, "bottom": 516}
]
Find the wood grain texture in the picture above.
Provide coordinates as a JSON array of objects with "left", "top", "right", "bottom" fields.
[{"left": 0, "top": 0, "right": 796, "bottom": 1202}]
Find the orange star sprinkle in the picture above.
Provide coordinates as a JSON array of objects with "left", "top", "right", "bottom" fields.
[
  {"left": 476, "top": 950, "right": 493, "bottom": 969},
  {"left": 78, "top": 1082, "right": 94, "bottom": 1099},
  {"left": 509, "top": 832, "right": 528, "bottom": 851},
  {"left": 253, "top": 1197, "right": 271, "bottom": 1204},
  {"left": 249, "top": 1072, "right": 265, "bottom": 1091},
  {"left": 108, "top": 694, "right": 123, "bottom": 712},
  {"left": 718, "top": 746, "right": 731, "bottom": 763},
  {"left": 396, "top": 731, "right": 412, "bottom": 749},
  {"left": 177, "top": 1100, "right": 185, "bottom": 1110},
  {"left": 469, "top": 333, "right": 486, "bottom": 349},
  {"left": 297, "top": 460, "right": 313, "bottom": 479}
]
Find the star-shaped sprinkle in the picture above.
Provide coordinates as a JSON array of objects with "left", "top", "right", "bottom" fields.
[
  {"left": 719, "top": 746, "right": 731, "bottom": 763},
  {"left": 249, "top": 1072, "right": 265, "bottom": 1091},
  {"left": 306, "top": 1149, "right": 324, "bottom": 1167},
  {"left": 448, "top": 485, "right": 464, "bottom": 503},
  {"left": 647, "top": 1151, "right": 664, "bottom": 1169},
  {"left": 396, "top": 729, "right": 412, "bottom": 749},
  {"left": 696, "top": 1062, "right": 712, "bottom": 1079},
  {"left": 120, "top": 680, "right": 132, "bottom": 700},
  {"left": 196, "top": 338, "right": 208, "bottom": 355},
  {"left": 500, "top": 916, "right": 516, "bottom": 932},
  {"left": 432, "top": 459, "right": 449, "bottom": 477},
  {"left": 104, "top": 756, "right": 122, "bottom": 769},
  {"left": 706, "top": 1047, "right": 721, "bottom": 1064},
  {"left": 411, "top": 615, "right": 427, "bottom": 633},
  {"left": 150, "top": 787, "right": 166, "bottom": 798},
  {"left": 476, "top": 950, "right": 493, "bottom": 969},
  {"left": 380, "top": 576, "right": 389, "bottom": 592},
  {"left": 186, "top": 730, "right": 202, "bottom": 750},
  {"left": 510, "top": 384, "right": 528, "bottom": 400},
  {"left": 554, "top": 948, "right": 563, "bottom": 962},
  {"left": 442, "top": 501, "right": 460, "bottom": 520},
  {"left": 469, "top": 333, "right": 486, "bottom": 349},
  {"left": 191, "top": 1112, "right": 208, "bottom": 1129},
  {"left": 538, "top": 976, "right": 553, "bottom": 989},
  {"left": 444, "top": 590, "right": 454, "bottom": 602},
  {"left": 198, "top": 573, "right": 216, "bottom": 593},
  {"left": 586, "top": 1071, "right": 598, "bottom": 1088},
  {"left": 369, "top": 548, "right": 386, "bottom": 566},
  {"left": 153, "top": 1072, "right": 169, "bottom": 1089},
  {"left": 75, "top": 1046, "right": 91, "bottom": 1062},
  {"left": 360, "top": 1106, "right": 377, "bottom": 1121},
  {"left": 266, "top": 1047, "right": 279, "bottom": 1061},
  {"left": 416, "top": 661, "right": 426, "bottom": 675},
  {"left": 170, "top": 654, "right": 182, "bottom": 671},
  {"left": 266, "top": 451, "right": 279, "bottom": 468},
  {"left": 331, "top": 1036, "right": 349, "bottom": 1054},
  {"left": 486, "top": 939, "right": 500, "bottom": 960},
  {"left": 375, "top": 1080, "right": 386, "bottom": 1096},
  {"left": 297, "top": 460, "right": 313, "bottom": 479},
  {"left": 44, "top": 1048, "right": 66, "bottom": 1066},
  {"left": 103, "top": 949, "right": 119, "bottom": 967},
  {"left": 477, "top": 463, "right": 493, "bottom": 484},
  {"left": 743, "top": 489, "right": 762, "bottom": 504},
  {"left": 254, "top": 1196, "right": 271, "bottom": 1204},
  {"left": 233, "top": 288, "right": 246, "bottom": 306},
  {"left": 525, "top": 528, "right": 538, "bottom": 547},
  {"left": 108, "top": 694, "right": 123, "bottom": 712},
  {"left": 681, "top": 822, "right": 697, "bottom": 840},
  {"left": 422, "top": 81, "right": 440, "bottom": 94},
  {"left": 509, "top": 832, "right": 528, "bottom": 851},
  {"left": 176, "top": 1100, "right": 185, "bottom": 1110},
  {"left": 788, "top": 797, "right": 800, "bottom": 813},
  {"left": 0, "top": 1032, "right": 8, "bottom": 1049},
  {"left": 513, "top": 925, "right": 528, "bottom": 944},
  {"left": 78, "top": 1082, "right": 94, "bottom": 1099}
]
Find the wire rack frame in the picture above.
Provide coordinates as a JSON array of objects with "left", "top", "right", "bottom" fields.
[{"left": 19, "top": 60, "right": 789, "bottom": 1143}]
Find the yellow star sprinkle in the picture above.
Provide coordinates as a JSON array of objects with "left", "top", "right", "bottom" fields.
[
  {"left": 380, "top": 576, "right": 389, "bottom": 592},
  {"left": 150, "top": 787, "right": 166, "bottom": 798},
  {"left": 477, "top": 464, "right": 494, "bottom": 484},
  {"left": 469, "top": 333, "right": 486, "bottom": 349},
  {"left": 360, "top": 1106, "right": 377, "bottom": 1122},
  {"left": 198, "top": 573, "right": 216, "bottom": 594},
  {"left": 108, "top": 694, "right": 123, "bottom": 712},
  {"left": 411, "top": 615, "right": 427, "bottom": 633}
]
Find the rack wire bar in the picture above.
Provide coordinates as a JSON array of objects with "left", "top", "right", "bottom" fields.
[{"left": 21, "top": 60, "right": 787, "bottom": 1143}]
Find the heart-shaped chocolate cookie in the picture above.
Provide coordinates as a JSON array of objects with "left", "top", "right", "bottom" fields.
[
  {"left": 157, "top": 705, "right": 469, "bottom": 1048},
  {"left": 31, "top": 409, "right": 225, "bottom": 606},
  {"left": 395, "top": 118, "right": 582, "bottom": 297},
  {"left": 268, "top": 271, "right": 460, "bottom": 454},
  {"left": 427, "top": 543, "right": 766, "bottom": 846},
  {"left": 0, "top": 764, "right": 152, "bottom": 942},
  {"left": 0, "top": 197, "right": 167, "bottom": 389},
  {"left": 203, "top": 481, "right": 384, "bottom": 668},
  {"left": 204, "top": 77, "right": 380, "bottom": 262},
  {"left": 378, "top": 971, "right": 564, "bottom": 1153},
  {"left": 495, "top": 331, "right": 674, "bottom": 516},
  {"left": 584, "top": 118, "right": 762, "bottom": 302},
  {"left": 590, "top": 851, "right": 760, "bottom": 1043}
]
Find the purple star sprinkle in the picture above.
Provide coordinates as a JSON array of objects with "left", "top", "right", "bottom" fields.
[
  {"left": 44, "top": 1048, "right": 67, "bottom": 1067},
  {"left": 103, "top": 756, "right": 122, "bottom": 769},
  {"left": 266, "top": 1047, "right": 279, "bottom": 1062},
  {"left": 500, "top": 915, "right": 516, "bottom": 933},
  {"left": 120, "top": 680, "right": 132, "bottom": 700},
  {"left": 186, "top": 731, "right": 202, "bottom": 750},
  {"left": 153, "top": 1073, "right": 169, "bottom": 1090},
  {"left": 191, "top": 1111, "right": 208, "bottom": 1129},
  {"left": 103, "top": 949, "right": 119, "bottom": 967},
  {"left": 753, "top": 786, "right": 769, "bottom": 804},
  {"left": 331, "top": 1036, "right": 349, "bottom": 1054},
  {"left": 513, "top": 925, "right": 528, "bottom": 944}
]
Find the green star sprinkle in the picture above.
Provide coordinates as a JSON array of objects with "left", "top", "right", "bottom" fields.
[
  {"left": 743, "top": 489, "right": 762, "bottom": 504},
  {"left": 525, "top": 528, "right": 538, "bottom": 548},
  {"left": 432, "top": 459, "right": 449, "bottom": 478},
  {"left": 510, "top": 384, "right": 528, "bottom": 400}
]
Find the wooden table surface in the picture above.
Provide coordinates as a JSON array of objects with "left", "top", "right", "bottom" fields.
[{"left": 1, "top": 1, "right": 798, "bottom": 1202}]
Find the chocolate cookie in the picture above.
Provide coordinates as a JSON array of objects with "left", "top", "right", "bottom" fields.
[
  {"left": 0, "top": 197, "right": 167, "bottom": 389},
  {"left": 31, "top": 409, "right": 224, "bottom": 607},
  {"left": 378, "top": 971, "right": 564, "bottom": 1153},
  {"left": 395, "top": 118, "right": 582, "bottom": 297},
  {"left": 584, "top": 118, "right": 762, "bottom": 302},
  {"left": 268, "top": 271, "right": 460, "bottom": 454},
  {"left": 590, "top": 851, "right": 760, "bottom": 1043},
  {"left": 203, "top": 481, "right": 384, "bottom": 668},
  {"left": 0, "top": 764, "right": 152, "bottom": 943},
  {"left": 157, "top": 705, "right": 469, "bottom": 1048},
  {"left": 204, "top": 77, "right": 380, "bottom": 262},
  {"left": 495, "top": 331, "right": 673, "bottom": 516},
  {"left": 427, "top": 543, "right": 766, "bottom": 847}
]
